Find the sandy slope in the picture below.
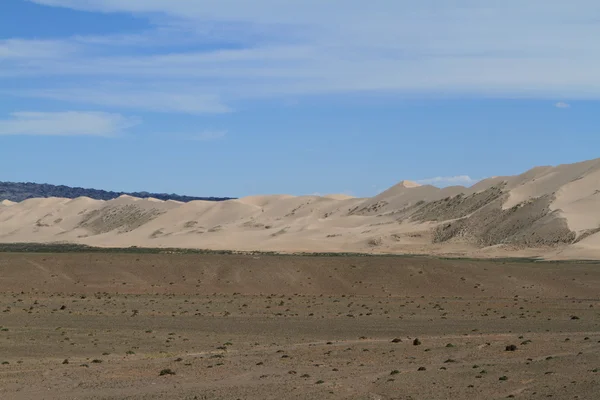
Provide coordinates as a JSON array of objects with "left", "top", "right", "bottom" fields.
[{"left": 1, "top": 158, "right": 600, "bottom": 259}]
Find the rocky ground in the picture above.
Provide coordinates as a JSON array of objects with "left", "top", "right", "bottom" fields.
[{"left": 0, "top": 253, "right": 598, "bottom": 399}]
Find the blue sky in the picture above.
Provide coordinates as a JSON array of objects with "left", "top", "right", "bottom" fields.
[{"left": 1, "top": 1, "right": 599, "bottom": 197}]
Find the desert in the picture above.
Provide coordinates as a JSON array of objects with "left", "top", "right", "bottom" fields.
[
  {"left": 2, "top": 158, "right": 600, "bottom": 399},
  {"left": 0, "top": 251, "right": 599, "bottom": 399},
  {"left": 3, "top": 1, "right": 600, "bottom": 399},
  {"left": 2, "top": 158, "right": 600, "bottom": 260}
]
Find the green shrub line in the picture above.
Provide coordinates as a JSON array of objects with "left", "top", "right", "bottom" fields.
[{"left": 0, "top": 242, "right": 596, "bottom": 264}]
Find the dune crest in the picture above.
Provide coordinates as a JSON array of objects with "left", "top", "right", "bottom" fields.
[
  {"left": 324, "top": 194, "right": 356, "bottom": 200},
  {"left": 397, "top": 180, "right": 422, "bottom": 188},
  {"left": 2, "top": 158, "right": 600, "bottom": 259}
]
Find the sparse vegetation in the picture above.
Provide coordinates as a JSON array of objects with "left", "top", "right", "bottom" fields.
[
  {"left": 159, "top": 368, "right": 175, "bottom": 376},
  {"left": 0, "top": 251, "right": 598, "bottom": 399}
]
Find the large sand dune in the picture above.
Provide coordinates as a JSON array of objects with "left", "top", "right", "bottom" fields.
[{"left": 2, "top": 158, "right": 600, "bottom": 259}]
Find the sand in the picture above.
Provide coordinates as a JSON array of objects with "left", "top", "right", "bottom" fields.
[
  {"left": 1, "top": 157, "right": 600, "bottom": 259},
  {"left": 0, "top": 252, "right": 598, "bottom": 399}
]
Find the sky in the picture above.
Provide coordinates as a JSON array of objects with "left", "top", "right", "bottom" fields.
[{"left": 1, "top": 0, "right": 599, "bottom": 198}]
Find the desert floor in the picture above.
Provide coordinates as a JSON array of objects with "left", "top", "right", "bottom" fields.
[{"left": 0, "top": 252, "right": 599, "bottom": 399}]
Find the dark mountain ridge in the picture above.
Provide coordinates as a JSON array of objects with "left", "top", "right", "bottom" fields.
[{"left": 0, "top": 181, "right": 234, "bottom": 203}]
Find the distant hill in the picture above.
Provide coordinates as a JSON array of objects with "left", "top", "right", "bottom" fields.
[{"left": 0, "top": 181, "right": 234, "bottom": 203}]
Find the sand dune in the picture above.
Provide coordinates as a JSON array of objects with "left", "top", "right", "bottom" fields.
[
  {"left": 323, "top": 193, "right": 355, "bottom": 200},
  {"left": 1, "top": 158, "right": 600, "bottom": 259}
]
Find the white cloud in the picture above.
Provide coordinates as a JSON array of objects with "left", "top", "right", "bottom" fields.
[
  {"left": 416, "top": 175, "right": 481, "bottom": 187},
  {"left": 0, "top": 39, "right": 77, "bottom": 59},
  {"left": 0, "top": 111, "right": 140, "bottom": 137},
  {"left": 555, "top": 102, "right": 571, "bottom": 108},
  {"left": 187, "top": 130, "right": 227, "bottom": 141},
  {"left": 5, "top": 0, "right": 600, "bottom": 109},
  {"left": 71, "top": 20, "right": 290, "bottom": 48},
  {"left": 17, "top": 87, "right": 231, "bottom": 114}
]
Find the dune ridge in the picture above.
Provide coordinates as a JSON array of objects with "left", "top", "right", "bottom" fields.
[{"left": 2, "top": 158, "right": 600, "bottom": 259}]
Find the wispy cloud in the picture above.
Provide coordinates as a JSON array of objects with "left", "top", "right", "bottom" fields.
[
  {"left": 416, "top": 175, "right": 481, "bottom": 187},
  {"left": 187, "top": 130, "right": 227, "bottom": 141},
  {"left": 5, "top": 0, "right": 600, "bottom": 113},
  {"left": 0, "top": 38, "right": 77, "bottom": 59},
  {"left": 16, "top": 87, "right": 231, "bottom": 114},
  {"left": 0, "top": 111, "right": 140, "bottom": 137},
  {"left": 555, "top": 102, "right": 571, "bottom": 108}
]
